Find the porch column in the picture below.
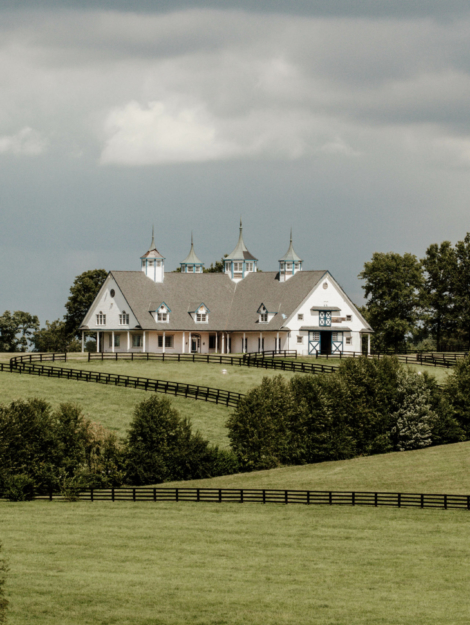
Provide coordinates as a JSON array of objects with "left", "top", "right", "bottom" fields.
[
  {"left": 189, "top": 332, "right": 191, "bottom": 353},
  {"left": 127, "top": 331, "right": 130, "bottom": 352},
  {"left": 222, "top": 333, "right": 225, "bottom": 354},
  {"left": 215, "top": 333, "right": 218, "bottom": 354},
  {"left": 143, "top": 331, "right": 146, "bottom": 352},
  {"left": 81, "top": 331, "right": 84, "bottom": 353},
  {"left": 182, "top": 332, "right": 185, "bottom": 354},
  {"left": 96, "top": 331, "right": 100, "bottom": 352},
  {"left": 163, "top": 331, "right": 166, "bottom": 353},
  {"left": 111, "top": 331, "right": 115, "bottom": 353},
  {"left": 277, "top": 331, "right": 279, "bottom": 352},
  {"left": 259, "top": 331, "right": 262, "bottom": 352},
  {"left": 243, "top": 332, "right": 246, "bottom": 354}
]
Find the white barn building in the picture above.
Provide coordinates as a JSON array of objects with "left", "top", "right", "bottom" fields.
[{"left": 80, "top": 223, "right": 373, "bottom": 356}]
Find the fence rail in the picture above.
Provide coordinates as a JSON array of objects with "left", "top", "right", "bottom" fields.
[
  {"left": 86, "top": 350, "right": 337, "bottom": 375},
  {"left": 317, "top": 350, "right": 466, "bottom": 368},
  {"left": 5, "top": 357, "right": 243, "bottom": 407},
  {"left": 26, "top": 487, "right": 470, "bottom": 511}
]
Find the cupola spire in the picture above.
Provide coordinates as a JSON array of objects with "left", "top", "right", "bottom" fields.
[
  {"left": 180, "top": 231, "right": 204, "bottom": 273},
  {"left": 278, "top": 228, "right": 303, "bottom": 281},
  {"left": 140, "top": 226, "right": 165, "bottom": 282},
  {"left": 224, "top": 218, "right": 258, "bottom": 282}
]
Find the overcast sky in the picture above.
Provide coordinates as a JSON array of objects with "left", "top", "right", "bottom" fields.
[{"left": 2, "top": 1, "right": 470, "bottom": 323}]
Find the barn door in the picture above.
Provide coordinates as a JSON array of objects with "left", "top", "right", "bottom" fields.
[
  {"left": 332, "top": 332, "right": 343, "bottom": 353},
  {"left": 308, "top": 331, "right": 320, "bottom": 355}
]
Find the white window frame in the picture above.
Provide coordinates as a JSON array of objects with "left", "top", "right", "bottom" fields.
[
  {"left": 298, "top": 314, "right": 303, "bottom": 321},
  {"left": 196, "top": 313, "right": 207, "bottom": 323},
  {"left": 246, "top": 262, "right": 253, "bottom": 272},
  {"left": 260, "top": 313, "right": 268, "bottom": 323},
  {"left": 96, "top": 312, "right": 106, "bottom": 326},
  {"left": 297, "top": 336, "right": 303, "bottom": 344},
  {"left": 119, "top": 312, "right": 129, "bottom": 325},
  {"left": 346, "top": 337, "right": 352, "bottom": 345},
  {"left": 233, "top": 261, "right": 243, "bottom": 272},
  {"left": 157, "top": 313, "right": 168, "bottom": 322},
  {"left": 286, "top": 262, "right": 293, "bottom": 271}
]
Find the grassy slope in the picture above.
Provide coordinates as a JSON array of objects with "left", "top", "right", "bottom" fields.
[
  {"left": 2, "top": 502, "right": 470, "bottom": 625},
  {"left": 165, "top": 441, "right": 470, "bottom": 494},
  {"left": 0, "top": 360, "right": 299, "bottom": 447}
]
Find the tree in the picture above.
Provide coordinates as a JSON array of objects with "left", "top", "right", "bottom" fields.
[
  {"left": 32, "top": 319, "right": 80, "bottom": 353},
  {"left": 0, "top": 310, "right": 40, "bottom": 352},
  {"left": 125, "top": 395, "right": 224, "bottom": 484},
  {"left": 453, "top": 234, "right": 470, "bottom": 347},
  {"left": 64, "top": 269, "right": 107, "bottom": 339},
  {"left": 359, "top": 252, "right": 424, "bottom": 351},
  {"left": 203, "top": 255, "right": 227, "bottom": 273},
  {"left": 390, "top": 371, "right": 435, "bottom": 451},
  {"left": 421, "top": 241, "right": 457, "bottom": 350}
]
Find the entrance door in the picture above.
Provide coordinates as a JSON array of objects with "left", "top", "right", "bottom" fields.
[
  {"left": 308, "top": 331, "right": 320, "bottom": 355},
  {"left": 320, "top": 331, "right": 332, "bottom": 355},
  {"left": 191, "top": 334, "right": 201, "bottom": 353}
]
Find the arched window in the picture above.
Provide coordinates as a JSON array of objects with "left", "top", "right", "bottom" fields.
[
  {"left": 96, "top": 311, "right": 106, "bottom": 325},
  {"left": 119, "top": 311, "right": 129, "bottom": 325}
]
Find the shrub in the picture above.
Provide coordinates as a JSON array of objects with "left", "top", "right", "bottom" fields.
[
  {"left": 3, "top": 474, "right": 35, "bottom": 502},
  {"left": 227, "top": 375, "right": 301, "bottom": 471},
  {"left": 443, "top": 357, "right": 470, "bottom": 437},
  {"left": 125, "top": 395, "right": 229, "bottom": 484}
]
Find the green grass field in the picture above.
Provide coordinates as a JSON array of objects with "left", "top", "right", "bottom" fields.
[{"left": 2, "top": 501, "right": 470, "bottom": 625}]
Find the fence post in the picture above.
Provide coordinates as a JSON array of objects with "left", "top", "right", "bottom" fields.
[
  {"left": 154, "top": 488, "right": 156, "bottom": 502},
  {"left": 91, "top": 488, "right": 94, "bottom": 502},
  {"left": 176, "top": 488, "right": 179, "bottom": 502},
  {"left": 49, "top": 488, "right": 53, "bottom": 501},
  {"left": 421, "top": 493, "right": 424, "bottom": 508},
  {"left": 329, "top": 491, "right": 332, "bottom": 505},
  {"left": 375, "top": 493, "right": 378, "bottom": 507},
  {"left": 262, "top": 489, "right": 266, "bottom": 504},
  {"left": 219, "top": 489, "right": 222, "bottom": 503},
  {"left": 197, "top": 488, "right": 200, "bottom": 502},
  {"left": 444, "top": 494, "right": 447, "bottom": 510},
  {"left": 133, "top": 488, "right": 136, "bottom": 502},
  {"left": 112, "top": 487, "right": 115, "bottom": 502},
  {"left": 352, "top": 492, "right": 355, "bottom": 506},
  {"left": 398, "top": 493, "right": 401, "bottom": 508},
  {"left": 285, "top": 490, "right": 288, "bottom": 505},
  {"left": 240, "top": 489, "right": 243, "bottom": 503}
]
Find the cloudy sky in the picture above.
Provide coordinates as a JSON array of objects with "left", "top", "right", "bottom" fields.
[{"left": 2, "top": 0, "right": 470, "bottom": 323}]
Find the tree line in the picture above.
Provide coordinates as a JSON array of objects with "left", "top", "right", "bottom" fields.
[{"left": 360, "top": 233, "right": 470, "bottom": 352}]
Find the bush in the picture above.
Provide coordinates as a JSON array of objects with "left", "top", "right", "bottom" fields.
[
  {"left": 125, "top": 395, "right": 232, "bottom": 485},
  {"left": 3, "top": 474, "right": 35, "bottom": 502},
  {"left": 443, "top": 357, "right": 470, "bottom": 437},
  {"left": 0, "top": 399, "right": 123, "bottom": 495}
]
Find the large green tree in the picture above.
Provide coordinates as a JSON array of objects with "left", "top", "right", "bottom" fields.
[
  {"left": 64, "top": 269, "right": 107, "bottom": 338},
  {"left": 32, "top": 319, "right": 80, "bottom": 353},
  {"left": 359, "top": 252, "right": 424, "bottom": 351},
  {"left": 420, "top": 241, "right": 457, "bottom": 350},
  {"left": 0, "top": 310, "right": 40, "bottom": 352},
  {"left": 453, "top": 233, "right": 470, "bottom": 347}
]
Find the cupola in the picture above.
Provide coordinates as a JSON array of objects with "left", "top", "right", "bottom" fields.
[
  {"left": 278, "top": 230, "right": 302, "bottom": 282},
  {"left": 141, "top": 227, "right": 165, "bottom": 283},
  {"left": 180, "top": 233, "right": 204, "bottom": 273},
  {"left": 224, "top": 218, "right": 258, "bottom": 282}
]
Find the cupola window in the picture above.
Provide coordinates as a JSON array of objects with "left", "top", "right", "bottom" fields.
[{"left": 246, "top": 262, "right": 253, "bottom": 272}]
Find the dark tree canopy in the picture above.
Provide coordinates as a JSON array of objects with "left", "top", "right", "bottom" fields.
[
  {"left": 64, "top": 269, "right": 107, "bottom": 338},
  {"left": 32, "top": 319, "right": 80, "bottom": 353},
  {"left": 0, "top": 310, "right": 40, "bottom": 352},
  {"left": 359, "top": 252, "right": 423, "bottom": 351},
  {"left": 203, "top": 255, "right": 227, "bottom": 273}
]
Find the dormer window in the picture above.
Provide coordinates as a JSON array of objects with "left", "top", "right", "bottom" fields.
[
  {"left": 192, "top": 303, "right": 210, "bottom": 323},
  {"left": 197, "top": 313, "right": 207, "bottom": 322},
  {"left": 119, "top": 311, "right": 129, "bottom": 325},
  {"left": 260, "top": 313, "right": 268, "bottom": 322},
  {"left": 96, "top": 312, "right": 106, "bottom": 325},
  {"left": 154, "top": 303, "right": 171, "bottom": 323}
]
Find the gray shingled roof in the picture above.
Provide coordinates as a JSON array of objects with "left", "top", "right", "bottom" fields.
[
  {"left": 279, "top": 230, "right": 303, "bottom": 262},
  {"left": 181, "top": 234, "right": 203, "bottom": 266},
  {"left": 111, "top": 270, "right": 327, "bottom": 332},
  {"left": 225, "top": 220, "right": 258, "bottom": 261}
]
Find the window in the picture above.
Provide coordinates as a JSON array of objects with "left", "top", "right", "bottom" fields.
[
  {"left": 142, "top": 261, "right": 145, "bottom": 268},
  {"left": 332, "top": 332, "right": 338, "bottom": 341},
  {"left": 323, "top": 282, "right": 328, "bottom": 289},
  {"left": 346, "top": 337, "right": 352, "bottom": 345},
  {"left": 298, "top": 314, "right": 303, "bottom": 321},
  {"left": 196, "top": 266, "right": 202, "bottom": 273},
  {"left": 297, "top": 336, "right": 303, "bottom": 344},
  {"left": 110, "top": 289, "right": 115, "bottom": 298},
  {"left": 319, "top": 311, "right": 331, "bottom": 327},
  {"left": 119, "top": 312, "right": 129, "bottom": 325},
  {"left": 148, "top": 259, "right": 154, "bottom": 266},
  {"left": 115, "top": 334, "right": 120, "bottom": 347},
  {"left": 157, "top": 313, "right": 167, "bottom": 322},
  {"left": 225, "top": 262, "right": 230, "bottom": 272},
  {"left": 96, "top": 312, "right": 106, "bottom": 325},
  {"left": 132, "top": 335, "right": 142, "bottom": 347},
  {"left": 246, "top": 262, "right": 253, "bottom": 272},
  {"left": 295, "top": 263, "right": 301, "bottom": 270},
  {"left": 312, "top": 332, "right": 320, "bottom": 341},
  {"left": 233, "top": 262, "right": 243, "bottom": 272},
  {"left": 156, "top": 260, "right": 162, "bottom": 267},
  {"left": 286, "top": 262, "right": 293, "bottom": 271},
  {"left": 196, "top": 313, "right": 207, "bottom": 322},
  {"left": 346, "top": 315, "right": 352, "bottom": 322},
  {"left": 260, "top": 313, "right": 268, "bottom": 323},
  {"left": 187, "top": 265, "right": 194, "bottom": 273},
  {"left": 209, "top": 335, "right": 216, "bottom": 349},
  {"left": 158, "top": 335, "right": 174, "bottom": 348}
]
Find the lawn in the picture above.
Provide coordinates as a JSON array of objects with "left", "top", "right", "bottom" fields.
[
  {"left": 165, "top": 440, "right": 470, "bottom": 494},
  {"left": 0, "top": 360, "right": 300, "bottom": 448},
  {"left": 1, "top": 501, "right": 470, "bottom": 625}
]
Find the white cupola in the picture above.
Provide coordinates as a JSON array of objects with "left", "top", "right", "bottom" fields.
[
  {"left": 141, "top": 227, "right": 165, "bottom": 283},
  {"left": 224, "top": 218, "right": 258, "bottom": 282},
  {"left": 180, "top": 233, "right": 204, "bottom": 273},
  {"left": 278, "top": 229, "right": 303, "bottom": 282}
]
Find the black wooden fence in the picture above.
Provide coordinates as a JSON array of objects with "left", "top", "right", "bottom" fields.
[
  {"left": 29, "top": 487, "right": 470, "bottom": 511},
  {"left": 87, "top": 350, "right": 338, "bottom": 375},
  {"left": 5, "top": 356, "right": 243, "bottom": 407}
]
